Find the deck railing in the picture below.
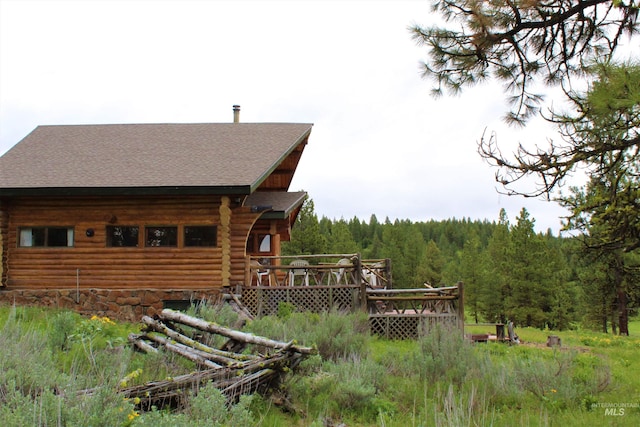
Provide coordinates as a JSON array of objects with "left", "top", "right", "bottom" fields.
[
  {"left": 366, "top": 283, "right": 464, "bottom": 339},
  {"left": 245, "top": 253, "right": 391, "bottom": 289},
  {"left": 241, "top": 254, "right": 390, "bottom": 316}
]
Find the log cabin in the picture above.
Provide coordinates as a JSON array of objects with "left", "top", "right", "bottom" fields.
[{"left": 0, "top": 111, "right": 312, "bottom": 318}]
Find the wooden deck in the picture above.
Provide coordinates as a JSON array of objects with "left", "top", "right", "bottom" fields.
[
  {"left": 366, "top": 285, "right": 463, "bottom": 339},
  {"left": 240, "top": 254, "right": 464, "bottom": 339}
]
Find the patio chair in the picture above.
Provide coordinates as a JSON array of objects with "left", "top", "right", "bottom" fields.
[
  {"left": 251, "top": 260, "right": 270, "bottom": 286},
  {"left": 363, "top": 261, "right": 386, "bottom": 289},
  {"left": 331, "top": 258, "right": 352, "bottom": 285},
  {"left": 288, "top": 259, "right": 310, "bottom": 286}
]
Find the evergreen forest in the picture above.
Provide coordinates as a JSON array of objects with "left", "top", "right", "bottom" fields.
[{"left": 283, "top": 198, "right": 639, "bottom": 334}]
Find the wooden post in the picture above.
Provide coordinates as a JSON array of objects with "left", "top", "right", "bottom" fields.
[
  {"left": 385, "top": 258, "right": 392, "bottom": 288},
  {"left": 546, "top": 335, "right": 562, "bottom": 347},
  {"left": 457, "top": 281, "right": 464, "bottom": 334},
  {"left": 0, "top": 201, "right": 7, "bottom": 287},
  {"left": 354, "top": 254, "right": 366, "bottom": 311},
  {"left": 496, "top": 323, "right": 505, "bottom": 340},
  {"left": 244, "top": 256, "right": 251, "bottom": 287}
]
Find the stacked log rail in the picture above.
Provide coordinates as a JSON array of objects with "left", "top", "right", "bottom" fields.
[
  {"left": 125, "top": 309, "right": 315, "bottom": 409},
  {"left": 366, "top": 285, "right": 459, "bottom": 314}
]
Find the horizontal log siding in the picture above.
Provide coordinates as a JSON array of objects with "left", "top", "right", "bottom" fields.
[
  {"left": 229, "top": 208, "right": 262, "bottom": 285},
  {"left": 5, "top": 196, "right": 228, "bottom": 290}
]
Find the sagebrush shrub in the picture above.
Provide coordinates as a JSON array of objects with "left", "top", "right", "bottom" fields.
[
  {"left": 0, "top": 308, "right": 136, "bottom": 427},
  {"left": 245, "top": 310, "right": 370, "bottom": 361},
  {"left": 0, "top": 315, "right": 62, "bottom": 398},
  {"left": 49, "top": 310, "right": 79, "bottom": 351},
  {"left": 416, "top": 323, "right": 476, "bottom": 385},
  {"left": 287, "top": 355, "right": 391, "bottom": 421}
]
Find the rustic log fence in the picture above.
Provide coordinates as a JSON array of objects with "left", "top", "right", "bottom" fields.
[
  {"left": 124, "top": 309, "right": 315, "bottom": 409},
  {"left": 366, "top": 284, "right": 463, "bottom": 339},
  {"left": 245, "top": 254, "right": 391, "bottom": 289},
  {"left": 242, "top": 254, "right": 389, "bottom": 316}
]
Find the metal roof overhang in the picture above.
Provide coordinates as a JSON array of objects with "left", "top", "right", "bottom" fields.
[{"left": 244, "top": 191, "right": 307, "bottom": 220}]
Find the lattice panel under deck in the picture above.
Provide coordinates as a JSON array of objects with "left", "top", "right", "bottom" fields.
[
  {"left": 419, "top": 313, "right": 459, "bottom": 334},
  {"left": 369, "top": 313, "right": 459, "bottom": 339},
  {"left": 330, "top": 287, "right": 359, "bottom": 311},
  {"left": 241, "top": 286, "right": 361, "bottom": 317},
  {"left": 369, "top": 315, "right": 420, "bottom": 340}
]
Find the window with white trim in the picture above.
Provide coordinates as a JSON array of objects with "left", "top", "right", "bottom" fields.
[{"left": 19, "top": 227, "right": 74, "bottom": 247}]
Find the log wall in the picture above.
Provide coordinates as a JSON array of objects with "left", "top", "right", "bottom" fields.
[{"left": 1, "top": 196, "right": 262, "bottom": 290}]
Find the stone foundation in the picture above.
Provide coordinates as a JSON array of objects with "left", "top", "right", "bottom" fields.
[{"left": 0, "top": 288, "right": 222, "bottom": 321}]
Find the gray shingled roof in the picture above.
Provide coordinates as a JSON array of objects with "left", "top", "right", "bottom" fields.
[{"left": 0, "top": 123, "right": 312, "bottom": 195}]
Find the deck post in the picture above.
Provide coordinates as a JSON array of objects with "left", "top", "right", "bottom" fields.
[
  {"left": 355, "top": 254, "right": 366, "bottom": 310},
  {"left": 457, "top": 281, "right": 464, "bottom": 334},
  {"left": 384, "top": 258, "right": 392, "bottom": 288},
  {"left": 244, "top": 257, "right": 251, "bottom": 287}
]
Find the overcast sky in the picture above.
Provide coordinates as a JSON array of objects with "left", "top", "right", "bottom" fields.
[{"left": 2, "top": 0, "right": 621, "bottom": 234}]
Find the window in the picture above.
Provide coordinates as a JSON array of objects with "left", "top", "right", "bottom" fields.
[
  {"left": 145, "top": 226, "right": 177, "bottom": 247},
  {"left": 184, "top": 226, "right": 217, "bottom": 247},
  {"left": 106, "top": 226, "right": 139, "bottom": 247},
  {"left": 258, "top": 234, "right": 271, "bottom": 252},
  {"left": 246, "top": 233, "right": 272, "bottom": 254},
  {"left": 19, "top": 227, "right": 74, "bottom": 247}
]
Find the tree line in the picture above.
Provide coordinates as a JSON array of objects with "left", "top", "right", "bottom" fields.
[
  {"left": 283, "top": 2, "right": 640, "bottom": 334},
  {"left": 283, "top": 199, "right": 638, "bottom": 334},
  {"left": 408, "top": 1, "right": 639, "bottom": 335}
]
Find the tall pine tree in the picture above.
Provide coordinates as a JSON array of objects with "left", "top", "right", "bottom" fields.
[
  {"left": 481, "top": 209, "right": 512, "bottom": 323},
  {"left": 282, "top": 197, "right": 327, "bottom": 256}
]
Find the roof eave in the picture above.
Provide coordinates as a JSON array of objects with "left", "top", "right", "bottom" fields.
[
  {"left": 249, "top": 126, "right": 312, "bottom": 192},
  {"left": 257, "top": 191, "right": 307, "bottom": 220},
  {"left": 0, "top": 185, "right": 253, "bottom": 197}
]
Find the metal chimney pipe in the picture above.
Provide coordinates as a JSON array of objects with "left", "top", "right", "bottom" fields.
[{"left": 233, "top": 105, "right": 240, "bottom": 123}]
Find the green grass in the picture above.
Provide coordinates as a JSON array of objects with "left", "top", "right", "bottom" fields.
[
  {"left": 461, "top": 319, "right": 640, "bottom": 426},
  {"left": 1, "top": 304, "right": 639, "bottom": 426}
]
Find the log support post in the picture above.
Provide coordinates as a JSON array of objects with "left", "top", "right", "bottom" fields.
[
  {"left": 355, "top": 253, "right": 366, "bottom": 311},
  {"left": 0, "top": 201, "right": 7, "bottom": 288},
  {"left": 220, "top": 196, "right": 232, "bottom": 287},
  {"left": 457, "top": 281, "right": 464, "bottom": 335}
]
